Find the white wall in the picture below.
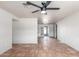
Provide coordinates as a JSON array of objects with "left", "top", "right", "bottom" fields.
[
  {"left": 57, "top": 12, "right": 79, "bottom": 51},
  {"left": 13, "top": 18, "right": 38, "bottom": 44},
  {"left": 0, "top": 8, "right": 17, "bottom": 54},
  {"left": 49, "top": 24, "right": 54, "bottom": 37}
]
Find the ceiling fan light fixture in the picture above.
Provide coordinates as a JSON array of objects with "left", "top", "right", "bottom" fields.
[{"left": 41, "top": 11, "right": 47, "bottom": 15}]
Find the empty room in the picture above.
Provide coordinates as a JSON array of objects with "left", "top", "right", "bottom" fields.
[{"left": 0, "top": 1, "right": 79, "bottom": 57}]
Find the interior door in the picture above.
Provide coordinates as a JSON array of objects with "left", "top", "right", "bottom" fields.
[{"left": 41, "top": 26, "right": 48, "bottom": 36}]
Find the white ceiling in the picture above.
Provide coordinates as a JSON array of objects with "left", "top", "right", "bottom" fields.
[{"left": 0, "top": 1, "right": 79, "bottom": 23}]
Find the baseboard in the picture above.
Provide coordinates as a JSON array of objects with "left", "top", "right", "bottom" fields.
[{"left": 0, "top": 46, "right": 12, "bottom": 55}]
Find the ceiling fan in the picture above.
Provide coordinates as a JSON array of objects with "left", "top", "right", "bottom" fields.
[{"left": 23, "top": 1, "right": 60, "bottom": 14}]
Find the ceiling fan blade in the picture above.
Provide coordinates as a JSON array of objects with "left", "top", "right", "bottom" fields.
[
  {"left": 46, "top": 8, "right": 60, "bottom": 10},
  {"left": 32, "top": 10, "right": 40, "bottom": 13},
  {"left": 22, "top": 3, "right": 27, "bottom": 5},
  {"left": 45, "top": 1, "right": 51, "bottom": 7},
  {"left": 27, "top": 2, "right": 41, "bottom": 8}
]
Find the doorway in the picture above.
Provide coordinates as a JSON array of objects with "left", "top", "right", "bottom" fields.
[
  {"left": 38, "top": 23, "right": 57, "bottom": 38},
  {"left": 41, "top": 26, "right": 49, "bottom": 36}
]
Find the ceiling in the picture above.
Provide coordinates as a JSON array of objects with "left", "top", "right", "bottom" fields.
[{"left": 0, "top": 1, "right": 79, "bottom": 23}]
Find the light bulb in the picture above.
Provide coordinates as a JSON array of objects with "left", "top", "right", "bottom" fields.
[{"left": 41, "top": 11, "right": 47, "bottom": 15}]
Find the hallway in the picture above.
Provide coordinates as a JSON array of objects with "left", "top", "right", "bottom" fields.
[{"left": 0, "top": 37, "right": 79, "bottom": 57}]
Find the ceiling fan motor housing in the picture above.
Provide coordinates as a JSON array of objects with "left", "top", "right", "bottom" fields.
[{"left": 41, "top": 7, "right": 46, "bottom": 11}]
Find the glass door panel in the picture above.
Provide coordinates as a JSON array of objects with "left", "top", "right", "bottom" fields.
[
  {"left": 43, "top": 26, "right": 48, "bottom": 36},
  {"left": 41, "top": 26, "right": 48, "bottom": 36}
]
